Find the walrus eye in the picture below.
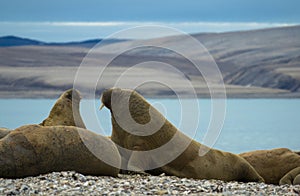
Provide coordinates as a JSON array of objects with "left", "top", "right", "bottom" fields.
[{"left": 66, "top": 93, "right": 72, "bottom": 100}]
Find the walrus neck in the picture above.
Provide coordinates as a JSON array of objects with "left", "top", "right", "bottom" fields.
[{"left": 111, "top": 117, "right": 177, "bottom": 150}]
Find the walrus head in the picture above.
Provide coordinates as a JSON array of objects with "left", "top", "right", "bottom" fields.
[
  {"left": 40, "top": 88, "right": 86, "bottom": 128},
  {"left": 101, "top": 88, "right": 195, "bottom": 171},
  {"left": 63, "top": 89, "right": 82, "bottom": 103},
  {"left": 101, "top": 88, "right": 162, "bottom": 126},
  {"left": 101, "top": 88, "right": 171, "bottom": 146},
  {"left": 100, "top": 88, "right": 113, "bottom": 110}
]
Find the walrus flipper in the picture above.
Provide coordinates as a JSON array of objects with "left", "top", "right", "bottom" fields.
[{"left": 280, "top": 167, "right": 300, "bottom": 185}]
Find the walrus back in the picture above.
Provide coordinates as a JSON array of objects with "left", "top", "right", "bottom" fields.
[
  {"left": 0, "top": 128, "right": 10, "bottom": 139},
  {"left": 0, "top": 125, "right": 120, "bottom": 178}
]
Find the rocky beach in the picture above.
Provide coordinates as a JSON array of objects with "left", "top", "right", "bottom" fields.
[{"left": 0, "top": 171, "right": 299, "bottom": 195}]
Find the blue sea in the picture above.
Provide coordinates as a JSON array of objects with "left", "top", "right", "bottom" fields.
[{"left": 1, "top": 99, "right": 299, "bottom": 154}]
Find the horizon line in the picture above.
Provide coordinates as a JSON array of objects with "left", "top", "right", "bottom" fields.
[{"left": 0, "top": 21, "right": 299, "bottom": 42}]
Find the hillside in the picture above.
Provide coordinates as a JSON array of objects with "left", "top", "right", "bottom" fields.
[{"left": 0, "top": 25, "right": 299, "bottom": 98}]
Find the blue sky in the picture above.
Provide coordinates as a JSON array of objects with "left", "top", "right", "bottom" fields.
[{"left": 0, "top": 0, "right": 299, "bottom": 41}]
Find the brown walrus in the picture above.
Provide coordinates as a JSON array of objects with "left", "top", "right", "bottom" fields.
[
  {"left": 279, "top": 167, "right": 300, "bottom": 185},
  {"left": 240, "top": 148, "right": 300, "bottom": 184},
  {"left": 0, "top": 128, "right": 11, "bottom": 139},
  {"left": 0, "top": 124, "right": 121, "bottom": 178},
  {"left": 40, "top": 89, "right": 86, "bottom": 128},
  {"left": 100, "top": 88, "right": 264, "bottom": 182}
]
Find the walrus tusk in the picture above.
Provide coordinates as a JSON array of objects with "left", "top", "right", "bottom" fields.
[{"left": 99, "top": 103, "right": 105, "bottom": 110}]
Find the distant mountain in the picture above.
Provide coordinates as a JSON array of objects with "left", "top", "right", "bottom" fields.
[
  {"left": 0, "top": 36, "right": 127, "bottom": 48},
  {"left": 0, "top": 25, "right": 300, "bottom": 98},
  {"left": 96, "top": 25, "right": 300, "bottom": 93},
  {"left": 0, "top": 36, "right": 44, "bottom": 47}
]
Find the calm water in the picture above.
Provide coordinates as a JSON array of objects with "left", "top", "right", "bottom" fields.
[{"left": 1, "top": 99, "right": 299, "bottom": 154}]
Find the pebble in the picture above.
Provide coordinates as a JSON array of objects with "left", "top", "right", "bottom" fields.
[{"left": 0, "top": 171, "right": 299, "bottom": 195}]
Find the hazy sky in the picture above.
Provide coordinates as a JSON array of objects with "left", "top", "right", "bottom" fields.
[{"left": 0, "top": 0, "right": 299, "bottom": 41}]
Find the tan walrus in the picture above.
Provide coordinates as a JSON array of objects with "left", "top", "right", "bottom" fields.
[
  {"left": 0, "top": 128, "right": 11, "bottom": 139},
  {"left": 100, "top": 88, "right": 264, "bottom": 182},
  {"left": 40, "top": 89, "right": 86, "bottom": 128},
  {"left": 279, "top": 167, "right": 300, "bottom": 185},
  {"left": 240, "top": 148, "right": 300, "bottom": 184},
  {"left": 0, "top": 124, "right": 121, "bottom": 178}
]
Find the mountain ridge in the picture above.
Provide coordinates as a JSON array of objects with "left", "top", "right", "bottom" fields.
[
  {"left": 0, "top": 25, "right": 299, "bottom": 98},
  {"left": 0, "top": 35, "right": 128, "bottom": 48}
]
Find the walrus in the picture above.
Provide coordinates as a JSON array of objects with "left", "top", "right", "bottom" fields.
[
  {"left": 0, "top": 124, "right": 121, "bottom": 178},
  {"left": 0, "top": 128, "right": 11, "bottom": 139},
  {"left": 279, "top": 167, "right": 300, "bottom": 185},
  {"left": 40, "top": 89, "right": 86, "bottom": 128},
  {"left": 100, "top": 88, "right": 264, "bottom": 182},
  {"left": 240, "top": 148, "right": 300, "bottom": 184}
]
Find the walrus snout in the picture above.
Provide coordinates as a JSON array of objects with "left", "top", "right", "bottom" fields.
[
  {"left": 101, "top": 89, "right": 112, "bottom": 110},
  {"left": 100, "top": 88, "right": 123, "bottom": 110}
]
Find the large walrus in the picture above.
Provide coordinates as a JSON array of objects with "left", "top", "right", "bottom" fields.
[
  {"left": 0, "top": 128, "right": 11, "bottom": 139},
  {"left": 40, "top": 89, "right": 86, "bottom": 128},
  {"left": 240, "top": 148, "right": 300, "bottom": 184},
  {"left": 100, "top": 88, "right": 264, "bottom": 182},
  {"left": 279, "top": 167, "right": 300, "bottom": 185},
  {"left": 0, "top": 124, "right": 121, "bottom": 178}
]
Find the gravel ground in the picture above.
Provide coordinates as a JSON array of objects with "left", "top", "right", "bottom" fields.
[{"left": 0, "top": 171, "right": 299, "bottom": 195}]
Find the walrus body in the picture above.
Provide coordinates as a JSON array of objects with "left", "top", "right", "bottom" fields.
[
  {"left": 279, "top": 167, "right": 300, "bottom": 185},
  {"left": 0, "top": 125, "right": 120, "bottom": 178},
  {"left": 240, "top": 148, "right": 300, "bottom": 184},
  {"left": 0, "top": 128, "right": 10, "bottom": 139},
  {"left": 40, "top": 89, "right": 86, "bottom": 128},
  {"left": 101, "top": 88, "right": 264, "bottom": 182}
]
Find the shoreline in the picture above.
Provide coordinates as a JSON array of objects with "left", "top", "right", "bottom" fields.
[{"left": 1, "top": 91, "right": 300, "bottom": 99}]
